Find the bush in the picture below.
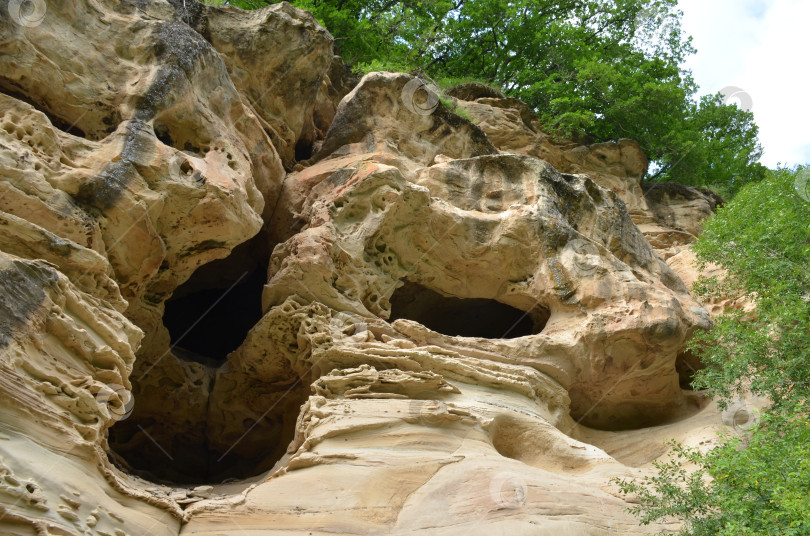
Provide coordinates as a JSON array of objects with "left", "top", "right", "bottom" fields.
[{"left": 618, "top": 167, "right": 810, "bottom": 535}]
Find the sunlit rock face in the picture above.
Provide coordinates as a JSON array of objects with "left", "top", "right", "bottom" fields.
[{"left": 0, "top": 2, "right": 724, "bottom": 535}]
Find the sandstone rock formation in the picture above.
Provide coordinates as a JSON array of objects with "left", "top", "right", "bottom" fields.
[{"left": 0, "top": 2, "right": 731, "bottom": 535}]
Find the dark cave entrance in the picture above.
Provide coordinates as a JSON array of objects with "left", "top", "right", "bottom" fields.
[
  {"left": 162, "top": 254, "right": 267, "bottom": 367},
  {"left": 389, "top": 282, "right": 549, "bottom": 338},
  {"left": 107, "top": 381, "right": 307, "bottom": 487},
  {"left": 108, "top": 238, "right": 309, "bottom": 486},
  {"left": 675, "top": 348, "right": 705, "bottom": 390}
]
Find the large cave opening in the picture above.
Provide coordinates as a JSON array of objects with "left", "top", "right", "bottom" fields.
[
  {"left": 108, "top": 238, "right": 308, "bottom": 486},
  {"left": 389, "top": 282, "right": 549, "bottom": 338}
]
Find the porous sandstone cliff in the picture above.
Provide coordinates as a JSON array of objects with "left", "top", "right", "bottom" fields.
[{"left": 0, "top": 2, "right": 736, "bottom": 535}]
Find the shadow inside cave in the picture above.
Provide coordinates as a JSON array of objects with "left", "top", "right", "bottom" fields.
[
  {"left": 107, "top": 240, "right": 307, "bottom": 486},
  {"left": 389, "top": 281, "right": 549, "bottom": 339}
]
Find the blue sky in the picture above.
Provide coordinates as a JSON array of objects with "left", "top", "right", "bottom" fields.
[{"left": 677, "top": 0, "right": 810, "bottom": 168}]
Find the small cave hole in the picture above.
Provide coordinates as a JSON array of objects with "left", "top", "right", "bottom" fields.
[
  {"left": 675, "top": 348, "right": 705, "bottom": 390},
  {"left": 180, "top": 160, "right": 193, "bottom": 176},
  {"left": 162, "top": 256, "right": 267, "bottom": 367},
  {"left": 153, "top": 121, "right": 173, "bottom": 147},
  {"left": 294, "top": 137, "right": 313, "bottom": 162},
  {"left": 389, "top": 282, "right": 548, "bottom": 339}
]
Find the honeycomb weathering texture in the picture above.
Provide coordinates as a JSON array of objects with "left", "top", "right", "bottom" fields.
[{"left": 0, "top": 2, "right": 732, "bottom": 535}]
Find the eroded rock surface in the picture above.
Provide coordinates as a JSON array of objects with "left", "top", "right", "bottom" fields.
[{"left": 0, "top": 2, "right": 728, "bottom": 535}]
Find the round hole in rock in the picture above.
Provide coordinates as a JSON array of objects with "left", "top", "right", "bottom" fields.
[{"left": 389, "top": 282, "right": 548, "bottom": 338}]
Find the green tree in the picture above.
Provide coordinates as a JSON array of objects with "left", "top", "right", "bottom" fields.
[
  {"left": 649, "top": 94, "right": 766, "bottom": 197},
  {"left": 617, "top": 167, "right": 810, "bottom": 534},
  {"left": 200, "top": 0, "right": 765, "bottom": 194},
  {"left": 690, "top": 167, "right": 810, "bottom": 406}
]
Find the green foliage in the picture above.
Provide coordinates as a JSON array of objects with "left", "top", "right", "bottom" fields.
[
  {"left": 351, "top": 58, "right": 416, "bottom": 77},
  {"left": 435, "top": 1, "right": 700, "bottom": 163},
  {"left": 617, "top": 167, "right": 810, "bottom": 534},
  {"left": 618, "top": 414, "right": 810, "bottom": 535},
  {"left": 430, "top": 75, "right": 503, "bottom": 94},
  {"left": 438, "top": 96, "right": 472, "bottom": 121},
  {"left": 649, "top": 94, "right": 767, "bottom": 197},
  {"left": 617, "top": 441, "right": 717, "bottom": 531},
  {"left": 201, "top": 0, "right": 765, "bottom": 194},
  {"left": 689, "top": 167, "right": 810, "bottom": 406}
]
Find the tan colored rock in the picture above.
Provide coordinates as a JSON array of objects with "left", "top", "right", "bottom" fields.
[
  {"left": 666, "top": 246, "right": 753, "bottom": 318},
  {"left": 643, "top": 181, "right": 724, "bottom": 237},
  {"left": 261, "top": 73, "right": 707, "bottom": 425},
  {"left": 184, "top": 72, "right": 713, "bottom": 534},
  {"left": 310, "top": 72, "right": 496, "bottom": 166},
  {"left": 454, "top": 95, "right": 652, "bottom": 223},
  {"left": 0, "top": 250, "right": 181, "bottom": 535},
  {"left": 0, "top": 1, "right": 736, "bottom": 534},
  {"left": 197, "top": 1, "right": 336, "bottom": 169},
  {"left": 0, "top": 0, "right": 333, "bottom": 532},
  {"left": 449, "top": 90, "right": 725, "bottom": 269},
  {"left": 0, "top": 9, "right": 275, "bottom": 304}
]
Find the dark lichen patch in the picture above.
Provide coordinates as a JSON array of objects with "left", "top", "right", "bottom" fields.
[
  {"left": 546, "top": 256, "right": 576, "bottom": 301},
  {"left": 431, "top": 102, "right": 496, "bottom": 157},
  {"left": 154, "top": 21, "right": 215, "bottom": 77},
  {"left": 133, "top": 66, "right": 186, "bottom": 122},
  {"left": 0, "top": 260, "right": 58, "bottom": 349},
  {"left": 180, "top": 240, "right": 227, "bottom": 257},
  {"left": 45, "top": 235, "right": 74, "bottom": 257},
  {"left": 75, "top": 160, "right": 136, "bottom": 211},
  {"left": 113, "top": 0, "right": 154, "bottom": 15},
  {"left": 74, "top": 120, "right": 154, "bottom": 210},
  {"left": 165, "top": 0, "right": 206, "bottom": 31},
  {"left": 324, "top": 168, "right": 356, "bottom": 189},
  {"left": 133, "top": 22, "right": 220, "bottom": 124}
]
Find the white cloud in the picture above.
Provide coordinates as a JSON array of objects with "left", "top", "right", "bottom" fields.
[{"left": 678, "top": 0, "right": 810, "bottom": 167}]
